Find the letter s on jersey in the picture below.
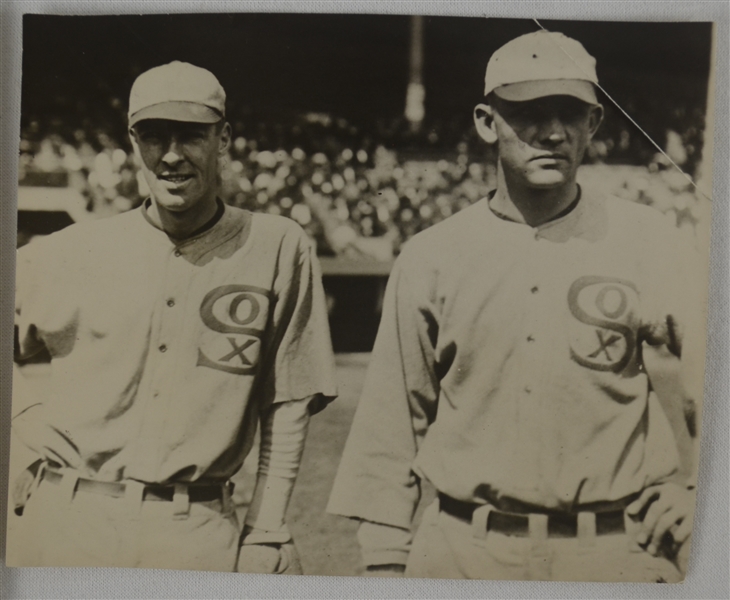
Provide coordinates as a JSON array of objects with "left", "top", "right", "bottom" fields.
[
  {"left": 567, "top": 276, "right": 639, "bottom": 373},
  {"left": 197, "top": 285, "right": 272, "bottom": 375}
]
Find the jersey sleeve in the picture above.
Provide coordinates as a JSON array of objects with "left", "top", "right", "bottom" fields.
[
  {"left": 14, "top": 242, "right": 49, "bottom": 364},
  {"left": 327, "top": 251, "right": 440, "bottom": 530},
  {"left": 260, "top": 227, "right": 337, "bottom": 409},
  {"left": 243, "top": 397, "right": 310, "bottom": 540}
]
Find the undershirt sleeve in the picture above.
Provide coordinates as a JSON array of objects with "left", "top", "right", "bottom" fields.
[{"left": 243, "top": 396, "right": 311, "bottom": 541}]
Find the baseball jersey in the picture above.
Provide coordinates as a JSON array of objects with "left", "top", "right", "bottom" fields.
[
  {"left": 13, "top": 203, "right": 337, "bottom": 484},
  {"left": 327, "top": 187, "right": 702, "bottom": 530}
]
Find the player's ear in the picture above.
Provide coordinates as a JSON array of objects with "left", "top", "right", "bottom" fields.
[
  {"left": 218, "top": 121, "right": 232, "bottom": 155},
  {"left": 474, "top": 103, "right": 498, "bottom": 144},
  {"left": 587, "top": 103, "right": 604, "bottom": 138},
  {"left": 128, "top": 127, "right": 141, "bottom": 155}
]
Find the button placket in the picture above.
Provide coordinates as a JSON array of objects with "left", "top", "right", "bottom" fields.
[
  {"left": 149, "top": 244, "right": 193, "bottom": 431},
  {"left": 522, "top": 251, "right": 543, "bottom": 397},
  {"left": 127, "top": 245, "right": 177, "bottom": 474},
  {"left": 154, "top": 245, "right": 189, "bottom": 365}
]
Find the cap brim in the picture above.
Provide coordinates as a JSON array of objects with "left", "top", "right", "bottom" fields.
[
  {"left": 129, "top": 101, "right": 223, "bottom": 127},
  {"left": 493, "top": 80, "right": 597, "bottom": 104}
]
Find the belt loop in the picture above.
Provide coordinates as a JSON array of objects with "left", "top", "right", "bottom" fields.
[
  {"left": 221, "top": 482, "right": 233, "bottom": 514},
  {"left": 472, "top": 504, "right": 492, "bottom": 540},
  {"left": 528, "top": 513, "right": 548, "bottom": 542},
  {"left": 124, "top": 480, "right": 144, "bottom": 515},
  {"left": 58, "top": 468, "right": 79, "bottom": 504},
  {"left": 527, "top": 513, "right": 551, "bottom": 580},
  {"left": 172, "top": 484, "right": 190, "bottom": 520},
  {"left": 577, "top": 512, "right": 596, "bottom": 547},
  {"left": 528, "top": 513, "right": 549, "bottom": 554}
]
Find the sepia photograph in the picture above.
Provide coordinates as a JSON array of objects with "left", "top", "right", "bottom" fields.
[{"left": 4, "top": 10, "right": 717, "bottom": 585}]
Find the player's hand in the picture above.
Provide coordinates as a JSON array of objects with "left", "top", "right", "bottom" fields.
[
  {"left": 11, "top": 460, "right": 41, "bottom": 516},
  {"left": 626, "top": 482, "right": 694, "bottom": 557},
  {"left": 365, "top": 564, "right": 406, "bottom": 577},
  {"left": 236, "top": 542, "right": 302, "bottom": 575}
]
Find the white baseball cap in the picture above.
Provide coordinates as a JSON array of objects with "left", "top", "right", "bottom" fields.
[
  {"left": 128, "top": 61, "right": 226, "bottom": 127},
  {"left": 484, "top": 31, "right": 599, "bottom": 104}
]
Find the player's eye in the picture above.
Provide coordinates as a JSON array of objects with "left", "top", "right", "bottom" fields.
[
  {"left": 180, "top": 131, "right": 206, "bottom": 143},
  {"left": 137, "top": 131, "right": 165, "bottom": 144},
  {"left": 558, "top": 106, "right": 589, "bottom": 123}
]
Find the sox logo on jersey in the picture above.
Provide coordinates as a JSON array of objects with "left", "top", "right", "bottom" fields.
[
  {"left": 568, "top": 275, "right": 639, "bottom": 373},
  {"left": 197, "top": 284, "right": 273, "bottom": 375}
]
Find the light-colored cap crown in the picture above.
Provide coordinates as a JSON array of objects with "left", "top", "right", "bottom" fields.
[
  {"left": 484, "top": 31, "right": 598, "bottom": 104},
  {"left": 128, "top": 61, "right": 226, "bottom": 127}
]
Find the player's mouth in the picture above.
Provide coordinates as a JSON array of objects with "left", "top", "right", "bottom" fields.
[
  {"left": 159, "top": 173, "right": 194, "bottom": 189},
  {"left": 531, "top": 153, "right": 568, "bottom": 163}
]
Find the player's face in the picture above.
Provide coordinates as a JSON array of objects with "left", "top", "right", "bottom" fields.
[
  {"left": 131, "top": 119, "right": 231, "bottom": 214},
  {"left": 489, "top": 96, "right": 602, "bottom": 188}
]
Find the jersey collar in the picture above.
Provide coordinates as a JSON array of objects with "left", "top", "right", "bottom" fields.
[{"left": 486, "top": 185, "right": 583, "bottom": 226}]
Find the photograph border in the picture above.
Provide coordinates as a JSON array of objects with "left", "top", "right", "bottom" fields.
[{"left": 1, "top": 1, "right": 727, "bottom": 598}]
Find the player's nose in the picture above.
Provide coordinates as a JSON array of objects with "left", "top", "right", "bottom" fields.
[
  {"left": 539, "top": 116, "right": 567, "bottom": 145},
  {"left": 161, "top": 138, "right": 184, "bottom": 166}
]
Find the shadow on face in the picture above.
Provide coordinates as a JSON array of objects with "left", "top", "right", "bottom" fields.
[{"left": 475, "top": 94, "right": 603, "bottom": 189}]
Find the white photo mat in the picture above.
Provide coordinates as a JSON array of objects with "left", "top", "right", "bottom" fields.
[{"left": 0, "top": 1, "right": 727, "bottom": 598}]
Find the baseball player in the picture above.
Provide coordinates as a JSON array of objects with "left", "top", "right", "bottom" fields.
[
  {"left": 9, "top": 61, "right": 337, "bottom": 573},
  {"left": 327, "top": 31, "right": 703, "bottom": 582}
]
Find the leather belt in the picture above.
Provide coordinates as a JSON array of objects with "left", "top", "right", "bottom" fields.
[
  {"left": 43, "top": 467, "right": 228, "bottom": 503},
  {"left": 438, "top": 493, "right": 626, "bottom": 538}
]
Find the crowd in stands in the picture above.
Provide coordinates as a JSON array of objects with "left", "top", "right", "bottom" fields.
[{"left": 18, "top": 109, "right": 710, "bottom": 257}]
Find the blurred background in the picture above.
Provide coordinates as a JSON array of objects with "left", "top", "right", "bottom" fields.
[{"left": 14, "top": 13, "right": 714, "bottom": 576}]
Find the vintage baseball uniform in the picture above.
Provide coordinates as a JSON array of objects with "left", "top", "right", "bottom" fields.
[
  {"left": 11, "top": 201, "right": 337, "bottom": 569},
  {"left": 327, "top": 187, "right": 700, "bottom": 581}
]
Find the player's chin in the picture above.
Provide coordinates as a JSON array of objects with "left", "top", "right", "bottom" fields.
[
  {"left": 525, "top": 169, "right": 570, "bottom": 188},
  {"left": 153, "top": 194, "right": 200, "bottom": 215}
]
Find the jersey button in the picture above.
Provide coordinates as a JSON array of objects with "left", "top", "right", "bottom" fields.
[
  {"left": 531, "top": 286, "right": 539, "bottom": 294},
  {"left": 174, "top": 249, "right": 182, "bottom": 257},
  {"left": 159, "top": 344, "right": 168, "bottom": 353},
  {"left": 527, "top": 335, "right": 535, "bottom": 342},
  {"left": 525, "top": 385, "right": 532, "bottom": 393},
  {"left": 167, "top": 299, "right": 175, "bottom": 307}
]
